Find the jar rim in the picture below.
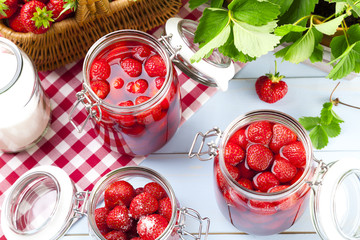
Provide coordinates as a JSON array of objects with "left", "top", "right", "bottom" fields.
[
  {"left": 218, "top": 109, "right": 314, "bottom": 200},
  {"left": 82, "top": 30, "right": 173, "bottom": 114}
]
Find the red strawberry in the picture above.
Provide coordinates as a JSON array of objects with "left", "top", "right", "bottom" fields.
[
  {"left": 137, "top": 214, "right": 168, "bottom": 240},
  {"left": 248, "top": 199, "right": 276, "bottom": 215},
  {"left": 107, "top": 46, "right": 131, "bottom": 63},
  {"left": 282, "top": 141, "right": 306, "bottom": 168},
  {"left": 121, "top": 123, "right": 145, "bottom": 136},
  {"left": 113, "top": 77, "right": 124, "bottom": 89},
  {"left": 90, "top": 59, "right": 111, "bottom": 81},
  {"left": 104, "top": 230, "right": 127, "bottom": 240},
  {"left": 238, "top": 160, "right": 256, "bottom": 179},
  {"left": 271, "top": 155, "right": 297, "bottom": 183},
  {"left": 20, "top": 0, "right": 53, "bottom": 34},
  {"left": 290, "top": 168, "right": 304, "bottom": 185},
  {"left": 104, "top": 180, "right": 135, "bottom": 209},
  {"left": 95, "top": 207, "right": 109, "bottom": 235},
  {"left": 126, "top": 79, "right": 148, "bottom": 94},
  {"left": 155, "top": 77, "right": 165, "bottom": 90},
  {"left": 268, "top": 185, "right": 288, "bottom": 193},
  {"left": 229, "top": 128, "right": 249, "bottom": 150},
  {"left": 246, "top": 144, "right": 273, "bottom": 172},
  {"left": 129, "top": 192, "right": 159, "bottom": 219},
  {"left": 90, "top": 80, "right": 110, "bottom": 99},
  {"left": 253, "top": 172, "right": 279, "bottom": 192},
  {"left": 144, "top": 55, "right": 167, "bottom": 77},
  {"left": 269, "top": 124, "right": 297, "bottom": 153},
  {"left": 237, "top": 178, "right": 253, "bottom": 190},
  {"left": 135, "top": 187, "right": 144, "bottom": 195},
  {"left": 225, "top": 163, "right": 241, "bottom": 181},
  {"left": 0, "top": 0, "right": 18, "bottom": 19},
  {"left": 8, "top": 8, "right": 27, "bottom": 32},
  {"left": 268, "top": 185, "right": 298, "bottom": 210},
  {"left": 121, "top": 58, "right": 142, "bottom": 77},
  {"left": 144, "top": 182, "right": 166, "bottom": 200},
  {"left": 46, "top": 0, "right": 74, "bottom": 22},
  {"left": 224, "top": 141, "right": 244, "bottom": 166},
  {"left": 158, "top": 197, "right": 172, "bottom": 221},
  {"left": 135, "top": 96, "right": 162, "bottom": 125},
  {"left": 246, "top": 121, "right": 272, "bottom": 145},
  {"left": 134, "top": 45, "right": 152, "bottom": 58},
  {"left": 106, "top": 205, "right": 132, "bottom": 231},
  {"left": 116, "top": 101, "right": 135, "bottom": 127},
  {"left": 255, "top": 66, "right": 288, "bottom": 103}
]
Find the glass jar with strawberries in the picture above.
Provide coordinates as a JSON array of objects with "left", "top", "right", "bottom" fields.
[
  {"left": 1, "top": 165, "right": 210, "bottom": 240},
  {"left": 189, "top": 110, "right": 360, "bottom": 238},
  {"left": 70, "top": 18, "right": 235, "bottom": 156}
]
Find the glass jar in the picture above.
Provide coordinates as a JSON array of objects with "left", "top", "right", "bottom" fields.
[
  {"left": 189, "top": 110, "right": 360, "bottom": 238},
  {"left": 1, "top": 165, "right": 210, "bottom": 240},
  {"left": 0, "top": 37, "right": 51, "bottom": 153},
  {"left": 69, "top": 18, "right": 235, "bottom": 156}
]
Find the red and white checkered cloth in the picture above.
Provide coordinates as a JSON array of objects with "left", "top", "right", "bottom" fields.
[{"left": 0, "top": 1, "right": 245, "bottom": 239}]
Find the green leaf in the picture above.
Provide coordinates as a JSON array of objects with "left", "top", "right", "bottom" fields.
[
  {"left": 278, "top": 0, "right": 319, "bottom": 26},
  {"left": 189, "top": 0, "right": 208, "bottom": 9},
  {"left": 322, "top": 121, "right": 341, "bottom": 138},
  {"left": 309, "top": 44, "right": 324, "bottom": 63},
  {"left": 331, "top": 109, "right": 344, "bottom": 123},
  {"left": 229, "top": 0, "right": 280, "bottom": 26},
  {"left": 299, "top": 116, "right": 320, "bottom": 130},
  {"left": 280, "top": 31, "right": 303, "bottom": 43},
  {"left": 232, "top": 21, "right": 281, "bottom": 57},
  {"left": 268, "top": 0, "right": 294, "bottom": 16},
  {"left": 320, "top": 102, "right": 333, "bottom": 125},
  {"left": 274, "top": 24, "right": 307, "bottom": 36},
  {"left": 211, "top": 0, "right": 224, "bottom": 8},
  {"left": 335, "top": 2, "right": 347, "bottom": 16},
  {"left": 347, "top": 0, "right": 360, "bottom": 16},
  {"left": 309, "top": 125, "right": 329, "bottom": 149},
  {"left": 314, "top": 14, "right": 346, "bottom": 35},
  {"left": 330, "top": 34, "right": 348, "bottom": 59},
  {"left": 347, "top": 24, "right": 360, "bottom": 44}
]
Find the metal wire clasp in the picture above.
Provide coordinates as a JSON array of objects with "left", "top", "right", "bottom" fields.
[
  {"left": 69, "top": 85, "right": 102, "bottom": 133},
  {"left": 176, "top": 207, "right": 210, "bottom": 240},
  {"left": 306, "top": 158, "right": 329, "bottom": 191},
  {"left": 188, "top": 127, "right": 222, "bottom": 161},
  {"left": 158, "top": 34, "right": 182, "bottom": 61},
  {"left": 72, "top": 191, "right": 90, "bottom": 219}
]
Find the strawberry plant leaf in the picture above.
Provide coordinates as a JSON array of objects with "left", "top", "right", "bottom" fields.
[
  {"left": 309, "top": 125, "right": 329, "bottom": 149},
  {"left": 330, "top": 34, "right": 348, "bottom": 59},
  {"left": 331, "top": 109, "right": 344, "bottom": 123},
  {"left": 347, "top": 24, "right": 360, "bottom": 44},
  {"left": 233, "top": 21, "right": 281, "bottom": 57},
  {"left": 322, "top": 121, "right": 341, "bottom": 138},
  {"left": 299, "top": 116, "right": 320, "bottom": 130},
  {"left": 314, "top": 14, "right": 346, "bottom": 35},
  {"left": 335, "top": 2, "right": 347, "bottom": 16},
  {"left": 309, "top": 44, "right": 324, "bottom": 63},
  {"left": 347, "top": 0, "right": 360, "bottom": 16},
  {"left": 278, "top": 0, "right": 319, "bottom": 26},
  {"left": 229, "top": 0, "right": 280, "bottom": 26},
  {"left": 211, "top": 0, "right": 224, "bottom": 8},
  {"left": 268, "top": 0, "right": 294, "bottom": 16},
  {"left": 189, "top": 0, "right": 208, "bottom": 9},
  {"left": 274, "top": 24, "right": 307, "bottom": 36},
  {"left": 320, "top": 102, "right": 333, "bottom": 125}
]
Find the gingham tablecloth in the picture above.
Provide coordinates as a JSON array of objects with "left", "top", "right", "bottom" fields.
[{"left": 0, "top": 1, "right": 245, "bottom": 239}]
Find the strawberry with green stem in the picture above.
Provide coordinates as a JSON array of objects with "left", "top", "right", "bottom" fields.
[
  {"left": 47, "top": 0, "right": 77, "bottom": 22},
  {"left": 0, "top": 0, "right": 18, "bottom": 19},
  {"left": 20, "top": 0, "right": 54, "bottom": 34}
]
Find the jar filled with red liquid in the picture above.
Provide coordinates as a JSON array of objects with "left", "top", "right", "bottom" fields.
[
  {"left": 189, "top": 110, "right": 360, "bottom": 238},
  {"left": 70, "top": 18, "right": 235, "bottom": 156},
  {"left": 1, "top": 166, "right": 210, "bottom": 240}
]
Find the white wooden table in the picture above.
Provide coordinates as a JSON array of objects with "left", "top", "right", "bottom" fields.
[{"left": 63, "top": 52, "right": 360, "bottom": 239}]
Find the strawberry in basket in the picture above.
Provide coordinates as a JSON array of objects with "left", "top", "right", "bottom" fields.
[
  {"left": 20, "top": 0, "right": 53, "bottom": 33},
  {"left": 0, "top": 0, "right": 18, "bottom": 19}
]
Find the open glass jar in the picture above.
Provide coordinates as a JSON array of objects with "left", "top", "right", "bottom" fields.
[
  {"left": 1, "top": 166, "right": 210, "bottom": 240},
  {"left": 69, "top": 18, "right": 235, "bottom": 156},
  {"left": 0, "top": 37, "right": 51, "bottom": 153},
  {"left": 189, "top": 110, "right": 360, "bottom": 238}
]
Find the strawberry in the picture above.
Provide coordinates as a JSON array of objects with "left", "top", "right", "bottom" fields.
[
  {"left": 135, "top": 96, "right": 162, "bottom": 125},
  {"left": 113, "top": 77, "right": 124, "bottom": 89},
  {"left": 237, "top": 178, "right": 253, "bottom": 190},
  {"left": 269, "top": 124, "right": 297, "bottom": 153},
  {"left": 290, "top": 168, "right": 304, "bottom": 185},
  {"left": 121, "top": 123, "right": 145, "bottom": 136},
  {"left": 0, "top": 0, "right": 18, "bottom": 19},
  {"left": 246, "top": 121, "right": 272, "bottom": 145},
  {"left": 121, "top": 58, "right": 142, "bottom": 77},
  {"left": 116, "top": 101, "right": 135, "bottom": 127},
  {"left": 158, "top": 197, "right": 172, "bottom": 221},
  {"left": 137, "top": 214, "right": 168, "bottom": 240},
  {"left": 255, "top": 64, "right": 288, "bottom": 103},
  {"left": 248, "top": 199, "right": 276, "bottom": 215},
  {"left": 253, "top": 172, "right": 279, "bottom": 192},
  {"left": 144, "top": 55, "right": 166, "bottom": 77},
  {"left": 90, "top": 59, "right": 111, "bottom": 81},
  {"left": 46, "top": 0, "right": 74, "bottom": 22},
  {"left": 268, "top": 185, "right": 288, "bottom": 193},
  {"left": 104, "top": 230, "right": 127, "bottom": 240},
  {"left": 127, "top": 79, "right": 148, "bottom": 94},
  {"left": 90, "top": 80, "right": 110, "bottom": 99},
  {"left": 229, "top": 128, "right": 249, "bottom": 150},
  {"left": 246, "top": 144, "right": 273, "bottom": 172},
  {"left": 237, "top": 160, "right": 256, "bottom": 179},
  {"left": 282, "top": 141, "right": 306, "bottom": 168},
  {"left": 224, "top": 141, "right": 245, "bottom": 166},
  {"left": 225, "top": 163, "right": 241, "bottom": 181},
  {"left": 144, "top": 182, "right": 166, "bottom": 200},
  {"left": 133, "top": 45, "right": 152, "bottom": 58},
  {"left": 20, "top": 0, "right": 53, "bottom": 34},
  {"left": 155, "top": 77, "right": 165, "bottom": 90},
  {"left": 107, "top": 46, "right": 131, "bottom": 63},
  {"left": 8, "top": 8, "right": 27, "bottom": 32},
  {"left": 135, "top": 187, "right": 144, "bottom": 195},
  {"left": 271, "top": 155, "right": 297, "bottom": 183},
  {"left": 95, "top": 207, "right": 110, "bottom": 235},
  {"left": 106, "top": 205, "right": 132, "bottom": 232},
  {"left": 104, "top": 180, "right": 135, "bottom": 209},
  {"left": 129, "top": 192, "right": 159, "bottom": 219},
  {"left": 268, "top": 185, "right": 298, "bottom": 210}
]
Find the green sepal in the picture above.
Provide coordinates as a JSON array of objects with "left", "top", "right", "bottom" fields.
[
  {"left": 31, "top": 6, "right": 54, "bottom": 29},
  {"left": 0, "top": 0, "right": 9, "bottom": 17}
]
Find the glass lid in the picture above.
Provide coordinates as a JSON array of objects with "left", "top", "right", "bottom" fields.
[
  {"left": 310, "top": 158, "right": 360, "bottom": 239},
  {"left": 164, "top": 18, "right": 235, "bottom": 91},
  {"left": 1, "top": 166, "right": 77, "bottom": 240}
]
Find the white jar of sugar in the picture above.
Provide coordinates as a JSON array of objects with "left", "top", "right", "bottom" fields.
[{"left": 0, "top": 37, "right": 51, "bottom": 153}]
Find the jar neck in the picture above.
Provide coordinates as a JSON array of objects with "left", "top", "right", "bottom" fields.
[
  {"left": 82, "top": 30, "right": 173, "bottom": 114},
  {"left": 218, "top": 110, "right": 314, "bottom": 200}
]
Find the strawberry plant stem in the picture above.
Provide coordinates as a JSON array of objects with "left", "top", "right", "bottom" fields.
[{"left": 330, "top": 82, "right": 360, "bottom": 109}]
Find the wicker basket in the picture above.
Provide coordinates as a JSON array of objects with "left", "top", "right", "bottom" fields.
[{"left": 0, "top": 0, "right": 182, "bottom": 71}]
